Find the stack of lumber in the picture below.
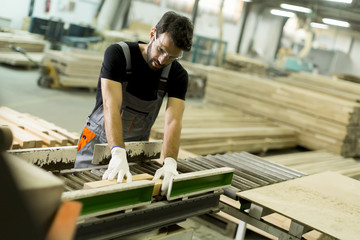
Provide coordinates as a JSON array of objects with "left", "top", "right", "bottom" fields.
[
  {"left": 0, "top": 107, "right": 79, "bottom": 149},
  {"left": 0, "top": 31, "right": 46, "bottom": 52},
  {"left": 333, "top": 73, "right": 360, "bottom": 84},
  {"left": 43, "top": 50, "right": 103, "bottom": 88},
  {"left": 180, "top": 61, "right": 208, "bottom": 98},
  {"left": 205, "top": 67, "right": 360, "bottom": 157},
  {"left": 151, "top": 105, "right": 296, "bottom": 155},
  {"left": 224, "top": 53, "right": 268, "bottom": 76},
  {"left": 0, "top": 30, "right": 46, "bottom": 67},
  {"left": 265, "top": 150, "right": 360, "bottom": 180}
]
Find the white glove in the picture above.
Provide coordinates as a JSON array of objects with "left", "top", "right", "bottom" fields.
[
  {"left": 102, "top": 146, "right": 132, "bottom": 183},
  {"left": 153, "top": 157, "right": 179, "bottom": 195}
]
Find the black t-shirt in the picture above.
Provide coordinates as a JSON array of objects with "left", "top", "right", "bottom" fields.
[{"left": 93, "top": 42, "right": 188, "bottom": 112}]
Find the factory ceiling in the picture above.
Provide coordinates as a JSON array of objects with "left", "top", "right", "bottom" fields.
[{"left": 249, "top": 0, "right": 360, "bottom": 32}]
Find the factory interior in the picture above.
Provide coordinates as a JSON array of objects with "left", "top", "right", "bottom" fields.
[{"left": 1, "top": 0, "right": 360, "bottom": 239}]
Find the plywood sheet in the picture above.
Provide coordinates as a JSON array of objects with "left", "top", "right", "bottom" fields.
[{"left": 237, "top": 172, "right": 360, "bottom": 240}]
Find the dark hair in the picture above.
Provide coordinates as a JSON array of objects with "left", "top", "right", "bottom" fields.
[{"left": 155, "top": 11, "right": 193, "bottom": 51}]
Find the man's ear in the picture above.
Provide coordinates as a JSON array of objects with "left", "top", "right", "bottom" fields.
[{"left": 150, "top": 27, "right": 156, "bottom": 40}]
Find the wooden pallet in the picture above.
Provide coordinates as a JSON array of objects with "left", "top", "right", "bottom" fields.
[
  {"left": 0, "top": 107, "right": 79, "bottom": 149},
  {"left": 151, "top": 105, "right": 297, "bottom": 155}
]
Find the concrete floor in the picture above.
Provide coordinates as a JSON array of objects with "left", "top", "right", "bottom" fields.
[{"left": 0, "top": 64, "right": 269, "bottom": 240}]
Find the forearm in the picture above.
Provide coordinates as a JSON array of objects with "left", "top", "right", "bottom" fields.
[
  {"left": 103, "top": 105, "right": 125, "bottom": 149},
  {"left": 101, "top": 78, "right": 125, "bottom": 149},
  {"left": 162, "top": 115, "right": 182, "bottom": 160}
]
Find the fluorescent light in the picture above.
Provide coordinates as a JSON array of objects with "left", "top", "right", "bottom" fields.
[
  {"left": 324, "top": 0, "right": 352, "bottom": 3},
  {"left": 322, "top": 18, "right": 350, "bottom": 27},
  {"left": 311, "top": 22, "right": 329, "bottom": 29},
  {"left": 270, "top": 9, "right": 296, "bottom": 18},
  {"left": 243, "top": 0, "right": 252, "bottom": 2},
  {"left": 280, "top": 3, "right": 312, "bottom": 13}
]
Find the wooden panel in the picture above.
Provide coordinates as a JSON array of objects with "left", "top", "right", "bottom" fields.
[{"left": 237, "top": 172, "right": 360, "bottom": 240}]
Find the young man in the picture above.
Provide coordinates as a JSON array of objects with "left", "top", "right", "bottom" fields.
[{"left": 75, "top": 11, "right": 194, "bottom": 195}]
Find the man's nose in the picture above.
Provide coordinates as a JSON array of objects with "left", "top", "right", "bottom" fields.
[{"left": 158, "top": 54, "right": 167, "bottom": 64}]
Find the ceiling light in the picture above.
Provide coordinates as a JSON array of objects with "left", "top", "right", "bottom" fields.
[
  {"left": 270, "top": 9, "right": 296, "bottom": 18},
  {"left": 322, "top": 18, "right": 350, "bottom": 27},
  {"left": 280, "top": 3, "right": 312, "bottom": 13},
  {"left": 323, "top": 0, "right": 352, "bottom": 3},
  {"left": 311, "top": 22, "right": 329, "bottom": 29}
]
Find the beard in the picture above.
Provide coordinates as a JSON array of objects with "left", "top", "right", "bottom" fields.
[{"left": 146, "top": 41, "right": 165, "bottom": 71}]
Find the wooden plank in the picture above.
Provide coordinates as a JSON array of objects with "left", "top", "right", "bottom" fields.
[
  {"left": 83, "top": 173, "right": 163, "bottom": 196},
  {"left": 237, "top": 172, "right": 360, "bottom": 240},
  {"left": 83, "top": 173, "right": 153, "bottom": 189},
  {"left": 0, "top": 118, "right": 42, "bottom": 148}
]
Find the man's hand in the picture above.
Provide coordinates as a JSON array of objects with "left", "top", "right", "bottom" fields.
[
  {"left": 153, "top": 157, "right": 179, "bottom": 195},
  {"left": 102, "top": 146, "right": 132, "bottom": 183}
]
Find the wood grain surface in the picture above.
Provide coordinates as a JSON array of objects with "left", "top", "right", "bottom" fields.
[{"left": 237, "top": 172, "right": 360, "bottom": 240}]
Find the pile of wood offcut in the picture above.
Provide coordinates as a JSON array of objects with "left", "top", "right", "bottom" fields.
[{"left": 205, "top": 67, "right": 360, "bottom": 157}]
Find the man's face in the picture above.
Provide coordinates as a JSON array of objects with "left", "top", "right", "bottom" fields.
[{"left": 146, "top": 32, "right": 183, "bottom": 70}]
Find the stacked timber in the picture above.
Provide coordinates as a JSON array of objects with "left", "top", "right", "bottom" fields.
[
  {"left": 0, "top": 30, "right": 46, "bottom": 67},
  {"left": 274, "top": 71, "right": 360, "bottom": 102},
  {"left": 224, "top": 53, "right": 268, "bottom": 76},
  {"left": 180, "top": 61, "right": 208, "bottom": 98},
  {"left": 205, "top": 67, "right": 360, "bottom": 157},
  {"left": 151, "top": 105, "right": 296, "bottom": 155},
  {"left": 0, "top": 107, "right": 79, "bottom": 149},
  {"left": 265, "top": 150, "right": 360, "bottom": 180},
  {"left": 43, "top": 50, "right": 103, "bottom": 88}
]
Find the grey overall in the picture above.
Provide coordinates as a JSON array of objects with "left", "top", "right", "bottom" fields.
[{"left": 75, "top": 42, "right": 172, "bottom": 168}]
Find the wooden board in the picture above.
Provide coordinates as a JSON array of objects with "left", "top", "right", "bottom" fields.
[
  {"left": 83, "top": 173, "right": 162, "bottom": 196},
  {"left": 237, "top": 172, "right": 360, "bottom": 240}
]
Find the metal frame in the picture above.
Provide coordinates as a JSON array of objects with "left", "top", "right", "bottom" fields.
[
  {"left": 219, "top": 199, "right": 314, "bottom": 240},
  {"left": 75, "top": 191, "right": 223, "bottom": 240}
]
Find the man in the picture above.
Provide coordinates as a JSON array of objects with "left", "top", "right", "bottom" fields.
[{"left": 75, "top": 11, "right": 194, "bottom": 195}]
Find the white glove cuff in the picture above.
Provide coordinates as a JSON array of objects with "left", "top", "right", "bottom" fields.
[
  {"left": 111, "top": 146, "right": 126, "bottom": 155},
  {"left": 164, "top": 157, "right": 177, "bottom": 168}
]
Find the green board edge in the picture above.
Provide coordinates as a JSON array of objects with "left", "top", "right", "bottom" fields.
[
  {"left": 169, "top": 172, "right": 234, "bottom": 199},
  {"left": 77, "top": 185, "right": 154, "bottom": 216}
]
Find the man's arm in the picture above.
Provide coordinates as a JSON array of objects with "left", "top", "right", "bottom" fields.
[
  {"left": 152, "top": 97, "right": 184, "bottom": 195},
  {"left": 101, "top": 78, "right": 132, "bottom": 182},
  {"left": 162, "top": 97, "right": 185, "bottom": 160},
  {"left": 101, "top": 78, "right": 125, "bottom": 149}
]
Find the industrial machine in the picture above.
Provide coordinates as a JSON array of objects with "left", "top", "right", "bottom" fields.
[{"left": 3, "top": 136, "right": 235, "bottom": 239}]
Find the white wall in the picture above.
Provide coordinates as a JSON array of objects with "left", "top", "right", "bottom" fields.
[
  {"left": 2, "top": 0, "right": 360, "bottom": 76},
  {"left": 1, "top": 0, "right": 99, "bottom": 29},
  {"left": 0, "top": 0, "right": 30, "bottom": 29}
]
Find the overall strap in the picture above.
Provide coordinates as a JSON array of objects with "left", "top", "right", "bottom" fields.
[
  {"left": 158, "top": 63, "right": 172, "bottom": 91},
  {"left": 117, "top": 41, "right": 132, "bottom": 74}
]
